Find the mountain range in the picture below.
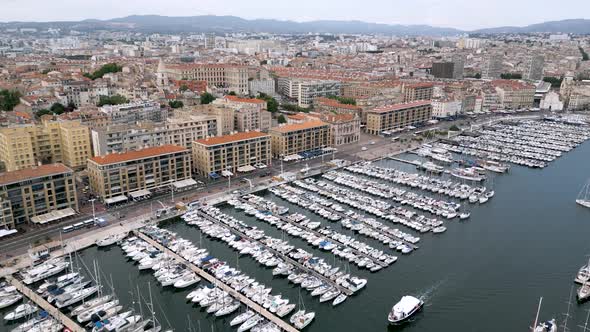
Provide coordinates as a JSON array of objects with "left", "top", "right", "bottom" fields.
[{"left": 1, "top": 15, "right": 590, "bottom": 36}]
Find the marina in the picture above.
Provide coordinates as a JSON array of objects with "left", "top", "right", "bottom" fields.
[{"left": 2, "top": 119, "right": 590, "bottom": 331}]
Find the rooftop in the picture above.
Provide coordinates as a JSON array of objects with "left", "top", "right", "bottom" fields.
[
  {"left": 315, "top": 97, "right": 362, "bottom": 111},
  {"left": 89, "top": 145, "right": 189, "bottom": 165},
  {"left": 224, "top": 95, "right": 266, "bottom": 104},
  {"left": 368, "top": 100, "right": 432, "bottom": 114},
  {"left": 0, "top": 163, "right": 72, "bottom": 186},
  {"left": 194, "top": 131, "right": 269, "bottom": 146},
  {"left": 270, "top": 120, "right": 328, "bottom": 133}
]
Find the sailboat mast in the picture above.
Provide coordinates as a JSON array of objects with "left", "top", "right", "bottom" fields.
[{"left": 533, "top": 297, "right": 543, "bottom": 332}]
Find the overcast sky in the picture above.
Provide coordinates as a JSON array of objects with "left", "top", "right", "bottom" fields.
[{"left": 1, "top": 0, "right": 589, "bottom": 30}]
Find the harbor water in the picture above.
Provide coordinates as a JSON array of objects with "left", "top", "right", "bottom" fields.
[{"left": 2, "top": 140, "right": 590, "bottom": 332}]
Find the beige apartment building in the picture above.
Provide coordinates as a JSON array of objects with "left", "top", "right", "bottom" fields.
[
  {"left": 403, "top": 83, "right": 434, "bottom": 102},
  {"left": 366, "top": 101, "right": 432, "bottom": 135},
  {"left": 157, "top": 61, "right": 249, "bottom": 95},
  {"left": 192, "top": 131, "right": 271, "bottom": 177},
  {"left": 213, "top": 95, "right": 272, "bottom": 132},
  {"left": 269, "top": 121, "right": 330, "bottom": 158},
  {"left": 319, "top": 114, "right": 361, "bottom": 146},
  {"left": 492, "top": 80, "right": 535, "bottom": 109},
  {"left": 87, "top": 145, "right": 193, "bottom": 204},
  {"left": 0, "top": 119, "right": 91, "bottom": 172},
  {"left": 0, "top": 163, "right": 78, "bottom": 229}
]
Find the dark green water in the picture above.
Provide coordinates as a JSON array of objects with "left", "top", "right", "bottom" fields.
[{"left": 2, "top": 141, "right": 590, "bottom": 332}]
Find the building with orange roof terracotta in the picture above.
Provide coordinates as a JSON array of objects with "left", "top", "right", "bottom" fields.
[
  {"left": 0, "top": 163, "right": 77, "bottom": 229},
  {"left": 318, "top": 113, "right": 361, "bottom": 146},
  {"left": 87, "top": 145, "right": 192, "bottom": 203},
  {"left": 192, "top": 131, "right": 271, "bottom": 177},
  {"left": 269, "top": 120, "right": 330, "bottom": 158},
  {"left": 157, "top": 61, "right": 249, "bottom": 95},
  {"left": 403, "top": 82, "right": 434, "bottom": 102},
  {"left": 491, "top": 80, "right": 535, "bottom": 109},
  {"left": 366, "top": 101, "right": 432, "bottom": 135}
]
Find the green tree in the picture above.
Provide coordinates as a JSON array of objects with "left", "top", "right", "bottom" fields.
[
  {"left": 327, "top": 95, "right": 356, "bottom": 105},
  {"left": 228, "top": 91, "right": 237, "bottom": 96},
  {"left": 256, "top": 93, "right": 279, "bottom": 112},
  {"left": 50, "top": 102, "right": 66, "bottom": 115},
  {"left": 84, "top": 63, "right": 123, "bottom": 80},
  {"left": 200, "top": 92, "right": 215, "bottom": 105},
  {"left": 179, "top": 84, "right": 189, "bottom": 92},
  {"left": 543, "top": 76, "right": 563, "bottom": 88},
  {"left": 0, "top": 89, "right": 21, "bottom": 112},
  {"left": 277, "top": 114, "right": 287, "bottom": 124},
  {"left": 35, "top": 109, "right": 54, "bottom": 118},
  {"left": 449, "top": 125, "right": 461, "bottom": 131},
  {"left": 168, "top": 100, "right": 184, "bottom": 109},
  {"left": 500, "top": 73, "right": 522, "bottom": 80},
  {"left": 66, "top": 101, "right": 77, "bottom": 111},
  {"left": 97, "top": 94, "right": 128, "bottom": 106}
]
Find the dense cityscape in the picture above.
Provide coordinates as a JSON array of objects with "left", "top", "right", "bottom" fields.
[{"left": 1, "top": 7, "right": 590, "bottom": 332}]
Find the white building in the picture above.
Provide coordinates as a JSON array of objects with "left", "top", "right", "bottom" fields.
[
  {"left": 277, "top": 78, "right": 341, "bottom": 108},
  {"left": 540, "top": 91, "right": 564, "bottom": 111},
  {"left": 249, "top": 79, "right": 276, "bottom": 96},
  {"left": 100, "top": 101, "right": 168, "bottom": 124},
  {"left": 432, "top": 99, "right": 462, "bottom": 118}
]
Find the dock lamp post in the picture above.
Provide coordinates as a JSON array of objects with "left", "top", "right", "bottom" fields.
[{"left": 89, "top": 198, "right": 96, "bottom": 223}]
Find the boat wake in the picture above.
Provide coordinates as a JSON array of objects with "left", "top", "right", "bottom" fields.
[{"left": 416, "top": 278, "right": 447, "bottom": 306}]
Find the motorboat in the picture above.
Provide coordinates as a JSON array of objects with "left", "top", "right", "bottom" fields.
[
  {"left": 237, "top": 314, "right": 263, "bottom": 332},
  {"left": 276, "top": 303, "right": 296, "bottom": 318},
  {"left": 70, "top": 295, "right": 112, "bottom": 316},
  {"left": 173, "top": 273, "right": 200, "bottom": 289},
  {"left": 55, "top": 285, "right": 100, "bottom": 308},
  {"left": 3, "top": 303, "right": 37, "bottom": 321},
  {"left": 534, "top": 319, "right": 557, "bottom": 332},
  {"left": 0, "top": 293, "right": 22, "bottom": 309},
  {"left": 578, "top": 283, "right": 590, "bottom": 303},
  {"left": 96, "top": 232, "right": 128, "bottom": 247},
  {"left": 230, "top": 310, "right": 255, "bottom": 326},
  {"left": 387, "top": 295, "right": 424, "bottom": 325},
  {"left": 214, "top": 301, "right": 241, "bottom": 317},
  {"left": 77, "top": 300, "right": 120, "bottom": 323},
  {"left": 332, "top": 294, "right": 347, "bottom": 306}
]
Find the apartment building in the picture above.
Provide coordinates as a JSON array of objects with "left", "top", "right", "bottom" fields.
[
  {"left": 432, "top": 99, "right": 463, "bottom": 118},
  {"left": 524, "top": 55, "right": 545, "bottom": 81},
  {"left": 87, "top": 145, "right": 193, "bottom": 204},
  {"left": 192, "top": 131, "right": 271, "bottom": 177},
  {"left": 365, "top": 101, "right": 432, "bottom": 135},
  {"left": 319, "top": 113, "right": 361, "bottom": 146},
  {"left": 493, "top": 80, "right": 535, "bottom": 109},
  {"left": 277, "top": 77, "right": 341, "bottom": 108},
  {"left": 213, "top": 95, "right": 272, "bottom": 132},
  {"left": 482, "top": 55, "right": 503, "bottom": 79},
  {"left": 403, "top": 83, "right": 434, "bottom": 102},
  {"left": 100, "top": 101, "right": 168, "bottom": 124},
  {"left": 192, "top": 105, "right": 235, "bottom": 136},
  {"left": 269, "top": 121, "right": 330, "bottom": 158},
  {"left": 0, "top": 119, "right": 91, "bottom": 171},
  {"left": 249, "top": 79, "right": 276, "bottom": 96},
  {"left": 157, "top": 61, "right": 249, "bottom": 95},
  {"left": 0, "top": 163, "right": 78, "bottom": 228},
  {"left": 62, "top": 80, "right": 114, "bottom": 107},
  {"left": 91, "top": 114, "right": 219, "bottom": 156}
]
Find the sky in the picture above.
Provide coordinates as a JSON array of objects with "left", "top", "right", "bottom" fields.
[{"left": 1, "top": 0, "right": 589, "bottom": 30}]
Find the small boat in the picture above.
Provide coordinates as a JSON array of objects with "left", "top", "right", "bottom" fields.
[
  {"left": 290, "top": 310, "right": 315, "bottom": 329},
  {"left": 578, "top": 282, "right": 590, "bottom": 303},
  {"left": 276, "top": 303, "right": 296, "bottom": 318},
  {"left": 173, "top": 273, "right": 201, "bottom": 289},
  {"left": 70, "top": 295, "right": 112, "bottom": 316},
  {"left": 214, "top": 301, "right": 240, "bottom": 317},
  {"left": 576, "top": 179, "right": 590, "bottom": 209},
  {"left": 532, "top": 297, "right": 557, "bottom": 332},
  {"left": 4, "top": 303, "right": 37, "bottom": 321},
  {"left": 0, "top": 294, "right": 22, "bottom": 309},
  {"left": 96, "top": 232, "right": 128, "bottom": 247},
  {"left": 230, "top": 310, "right": 254, "bottom": 326},
  {"left": 237, "top": 315, "right": 262, "bottom": 332},
  {"left": 387, "top": 295, "right": 424, "bottom": 325},
  {"left": 332, "top": 294, "right": 347, "bottom": 306}
]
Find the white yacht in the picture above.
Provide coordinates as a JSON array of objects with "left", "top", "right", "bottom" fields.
[
  {"left": 0, "top": 293, "right": 22, "bottom": 309},
  {"left": 290, "top": 310, "right": 315, "bottom": 329},
  {"left": 387, "top": 295, "right": 424, "bottom": 325},
  {"left": 96, "top": 232, "right": 128, "bottom": 247},
  {"left": 237, "top": 315, "right": 263, "bottom": 332},
  {"left": 3, "top": 303, "right": 37, "bottom": 321},
  {"left": 22, "top": 260, "right": 69, "bottom": 285},
  {"left": 230, "top": 311, "right": 255, "bottom": 326},
  {"left": 55, "top": 285, "right": 100, "bottom": 308}
]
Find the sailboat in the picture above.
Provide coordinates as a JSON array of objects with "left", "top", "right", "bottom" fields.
[
  {"left": 576, "top": 179, "right": 590, "bottom": 209},
  {"left": 531, "top": 297, "right": 557, "bottom": 332},
  {"left": 289, "top": 289, "right": 315, "bottom": 329}
]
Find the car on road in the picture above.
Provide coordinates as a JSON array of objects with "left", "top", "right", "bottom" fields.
[
  {"left": 361, "top": 147, "right": 368, "bottom": 151},
  {"left": 370, "top": 141, "right": 375, "bottom": 145}
]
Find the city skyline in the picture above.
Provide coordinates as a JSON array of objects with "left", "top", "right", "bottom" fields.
[{"left": 1, "top": 0, "right": 590, "bottom": 30}]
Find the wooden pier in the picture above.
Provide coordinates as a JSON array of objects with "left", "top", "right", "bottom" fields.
[
  {"left": 195, "top": 210, "right": 354, "bottom": 296},
  {"left": 5, "top": 275, "right": 85, "bottom": 332},
  {"left": 133, "top": 230, "right": 300, "bottom": 332}
]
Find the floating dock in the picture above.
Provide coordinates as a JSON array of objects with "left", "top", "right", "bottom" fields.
[
  {"left": 5, "top": 275, "right": 85, "bottom": 332},
  {"left": 133, "top": 230, "right": 300, "bottom": 332},
  {"left": 194, "top": 210, "right": 355, "bottom": 296}
]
